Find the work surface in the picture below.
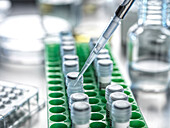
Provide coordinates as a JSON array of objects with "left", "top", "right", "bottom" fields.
[{"left": 0, "top": 3, "right": 169, "bottom": 128}]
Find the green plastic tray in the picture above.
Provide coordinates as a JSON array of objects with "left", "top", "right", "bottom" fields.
[{"left": 45, "top": 40, "right": 148, "bottom": 128}]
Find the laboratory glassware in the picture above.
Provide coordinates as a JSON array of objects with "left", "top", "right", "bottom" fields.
[{"left": 127, "top": 0, "right": 170, "bottom": 92}]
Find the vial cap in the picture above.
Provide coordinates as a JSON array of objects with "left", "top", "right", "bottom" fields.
[
  {"left": 2, "top": 98, "right": 11, "bottom": 104},
  {"left": 72, "top": 102, "right": 90, "bottom": 112},
  {"left": 112, "top": 100, "right": 131, "bottom": 110},
  {"left": 61, "top": 41, "right": 75, "bottom": 46},
  {"left": 70, "top": 93, "right": 89, "bottom": 103},
  {"left": 63, "top": 61, "right": 78, "bottom": 67},
  {"left": 62, "top": 46, "right": 75, "bottom": 51},
  {"left": 105, "top": 84, "right": 124, "bottom": 101},
  {"left": 109, "top": 92, "right": 128, "bottom": 104},
  {"left": 4, "top": 88, "right": 13, "bottom": 93},
  {"left": 0, "top": 92, "right": 8, "bottom": 98},
  {"left": 98, "top": 59, "right": 113, "bottom": 66},
  {"left": 61, "top": 36, "right": 74, "bottom": 41},
  {"left": 97, "top": 54, "right": 110, "bottom": 60},
  {"left": 67, "top": 72, "right": 79, "bottom": 80},
  {"left": 63, "top": 55, "right": 78, "bottom": 61},
  {"left": 99, "top": 49, "right": 109, "bottom": 54},
  {"left": 112, "top": 100, "right": 131, "bottom": 122}
]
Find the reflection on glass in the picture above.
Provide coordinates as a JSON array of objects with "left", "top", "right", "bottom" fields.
[
  {"left": 38, "top": 0, "right": 82, "bottom": 35},
  {"left": 0, "top": 0, "right": 11, "bottom": 22}
]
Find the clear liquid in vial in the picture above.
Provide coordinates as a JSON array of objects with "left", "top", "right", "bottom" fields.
[{"left": 129, "top": 59, "right": 170, "bottom": 92}]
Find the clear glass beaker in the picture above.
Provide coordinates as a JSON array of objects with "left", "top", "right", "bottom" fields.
[{"left": 127, "top": 0, "right": 170, "bottom": 93}]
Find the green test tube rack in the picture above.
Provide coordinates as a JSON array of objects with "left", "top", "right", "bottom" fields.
[{"left": 45, "top": 39, "right": 148, "bottom": 128}]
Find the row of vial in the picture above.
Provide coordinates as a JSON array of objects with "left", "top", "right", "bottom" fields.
[
  {"left": 60, "top": 32, "right": 131, "bottom": 128},
  {"left": 60, "top": 32, "right": 89, "bottom": 128}
]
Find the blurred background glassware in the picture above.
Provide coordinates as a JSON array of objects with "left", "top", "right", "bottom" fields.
[
  {"left": 0, "top": 0, "right": 11, "bottom": 23},
  {"left": 0, "top": 15, "right": 45, "bottom": 65},
  {"left": 74, "top": 0, "right": 117, "bottom": 38},
  {"left": 127, "top": 0, "right": 170, "bottom": 93},
  {"left": 121, "top": 0, "right": 138, "bottom": 53},
  {"left": 38, "top": 0, "right": 82, "bottom": 35}
]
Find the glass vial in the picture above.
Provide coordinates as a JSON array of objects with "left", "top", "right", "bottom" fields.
[
  {"left": 94, "top": 54, "right": 111, "bottom": 71},
  {"left": 63, "top": 60, "right": 79, "bottom": 82},
  {"left": 111, "top": 100, "right": 131, "bottom": 128},
  {"left": 69, "top": 93, "right": 89, "bottom": 109},
  {"left": 109, "top": 92, "right": 128, "bottom": 124},
  {"left": 105, "top": 84, "right": 124, "bottom": 118},
  {"left": 60, "top": 45, "right": 76, "bottom": 57},
  {"left": 127, "top": 0, "right": 170, "bottom": 92},
  {"left": 71, "top": 102, "right": 91, "bottom": 128},
  {"left": 66, "top": 72, "right": 84, "bottom": 98},
  {"left": 97, "top": 59, "right": 113, "bottom": 90},
  {"left": 62, "top": 55, "right": 79, "bottom": 63}
]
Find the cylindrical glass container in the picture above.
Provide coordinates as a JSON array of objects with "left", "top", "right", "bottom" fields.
[{"left": 127, "top": 0, "right": 170, "bottom": 92}]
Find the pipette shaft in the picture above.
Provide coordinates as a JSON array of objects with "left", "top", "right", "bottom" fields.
[{"left": 74, "top": 0, "right": 135, "bottom": 85}]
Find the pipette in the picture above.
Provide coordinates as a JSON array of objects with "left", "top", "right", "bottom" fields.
[{"left": 74, "top": 0, "right": 135, "bottom": 86}]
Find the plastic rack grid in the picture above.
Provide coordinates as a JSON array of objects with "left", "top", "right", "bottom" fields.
[{"left": 45, "top": 40, "right": 148, "bottom": 128}]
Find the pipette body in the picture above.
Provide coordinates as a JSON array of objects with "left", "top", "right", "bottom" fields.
[{"left": 74, "top": 0, "right": 135, "bottom": 86}]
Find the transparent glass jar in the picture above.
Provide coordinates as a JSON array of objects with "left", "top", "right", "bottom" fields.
[{"left": 127, "top": 0, "right": 170, "bottom": 92}]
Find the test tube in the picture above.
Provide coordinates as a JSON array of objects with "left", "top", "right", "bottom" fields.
[
  {"left": 60, "top": 31, "right": 72, "bottom": 37},
  {"left": 97, "top": 59, "right": 113, "bottom": 90},
  {"left": 69, "top": 93, "right": 89, "bottom": 109},
  {"left": 66, "top": 72, "right": 84, "bottom": 98},
  {"left": 108, "top": 92, "right": 128, "bottom": 123},
  {"left": 63, "top": 61, "right": 79, "bottom": 83},
  {"left": 71, "top": 102, "right": 91, "bottom": 128},
  {"left": 94, "top": 54, "right": 111, "bottom": 71},
  {"left": 111, "top": 100, "right": 131, "bottom": 128},
  {"left": 60, "top": 46, "right": 76, "bottom": 57},
  {"left": 105, "top": 84, "right": 124, "bottom": 118}
]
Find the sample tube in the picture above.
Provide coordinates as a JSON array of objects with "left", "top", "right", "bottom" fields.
[
  {"left": 63, "top": 60, "right": 79, "bottom": 83},
  {"left": 66, "top": 72, "right": 84, "bottom": 98},
  {"left": 97, "top": 59, "right": 113, "bottom": 90},
  {"left": 71, "top": 102, "right": 91, "bottom": 128},
  {"left": 69, "top": 93, "right": 89, "bottom": 109},
  {"left": 111, "top": 100, "right": 131, "bottom": 128},
  {"left": 94, "top": 54, "right": 111, "bottom": 71},
  {"left": 109, "top": 92, "right": 128, "bottom": 124},
  {"left": 60, "top": 46, "right": 76, "bottom": 57},
  {"left": 105, "top": 84, "right": 124, "bottom": 118}
]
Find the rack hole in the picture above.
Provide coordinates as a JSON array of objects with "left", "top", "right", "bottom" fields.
[
  {"left": 48, "top": 74, "right": 61, "bottom": 78},
  {"left": 85, "top": 92, "right": 97, "bottom": 97},
  {"left": 89, "top": 98, "right": 99, "bottom": 104},
  {"left": 91, "top": 113, "right": 104, "bottom": 120},
  {"left": 50, "top": 115, "right": 66, "bottom": 122},
  {"left": 49, "top": 93, "right": 63, "bottom": 98},
  {"left": 84, "top": 85, "right": 95, "bottom": 90},
  {"left": 48, "top": 80, "right": 62, "bottom": 85},
  {"left": 130, "top": 120, "right": 145, "bottom": 127},
  {"left": 90, "top": 122, "right": 106, "bottom": 128},
  {"left": 49, "top": 86, "right": 63, "bottom": 91},
  {"left": 49, "top": 99, "right": 64, "bottom": 105},
  {"left": 91, "top": 105, "right": 101, "bottom": 112},
  {"left": 50, "top": 123, "right": 67, "bottom": 128},
  {"left": 50, "top": 107, "right": 66, "bottom": 113},
  {"left": 131, "top": 112, "right": 141, "bottom": 119}
]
